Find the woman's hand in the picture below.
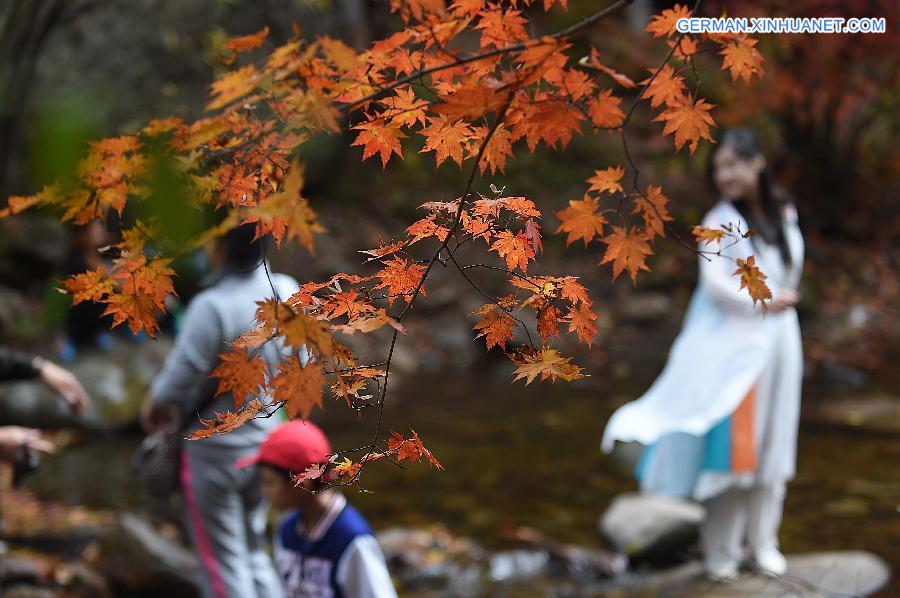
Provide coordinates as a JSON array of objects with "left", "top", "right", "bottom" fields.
[
  {"left": 0, "top": 426, "right": 55, "bottom": 462},
  {"left": 36, "top": 360, "right": 92, "bottom": 413},
  {"left": 140, "top": 395, "right": 173, "bottom": 433},
  {"left": 768, "top": 289, "right": 800, "bottom": 312}
]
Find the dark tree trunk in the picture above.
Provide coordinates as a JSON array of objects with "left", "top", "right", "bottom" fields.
[{"left": 0, "top": 0, "right": 77, "bottom": 199}]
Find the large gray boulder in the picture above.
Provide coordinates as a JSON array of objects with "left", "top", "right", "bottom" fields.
[{"left": 600, "top": 492, "right": 704, "bottom": 565}]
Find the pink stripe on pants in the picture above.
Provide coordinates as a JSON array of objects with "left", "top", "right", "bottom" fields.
[{"left": 181, "top": 451, "right": 228, "bottom": 598}]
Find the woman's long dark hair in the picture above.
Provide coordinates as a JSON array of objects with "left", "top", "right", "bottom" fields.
[{"left": 706, "top": 128, "right": 793, "bottom": 267}]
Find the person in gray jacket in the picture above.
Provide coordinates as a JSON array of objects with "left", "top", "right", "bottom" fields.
[{"left": 140, "top": 224, "right": 298, "bottom": 598}]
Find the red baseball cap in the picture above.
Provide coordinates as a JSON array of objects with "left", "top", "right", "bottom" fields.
[{"left": 235, "top": 420, "right": 332, "bottom": 473}]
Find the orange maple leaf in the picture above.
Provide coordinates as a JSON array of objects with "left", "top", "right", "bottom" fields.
[
  {"left": 516, "top": 38, "right": 569, "bottom": 86},
  {"left": 334, "top": 310, "right": 406, "bottom": 335},
  {"left": 359, "top": 240, "right": 408, "bottom": 262},
  {"left": 101, "top": 292, "right": 162, "bottom": 337},
  {"left": 470, "top": 124, "right": 514, "bottom": 175},
  {"left": 63, "top": 267, "right": 114, "bottom": 305},
  {"left": 281, "top": 312, "right": 334, "bottom": 357},
  {"left": 272, "top": 359, "right": 326, "bottom": 419},
  {"left": 219, "top": 26, "right": 269, "bottom": 64},
  {"left": 646, "top": 3, "right": 691, "bottom": 38},
  {"left": 352, "top": 120, "right": 407, "bottom": 168},
  {"left": 206, "top": 65, "right": 261, "bottom": 111},
  {"left": 434, "top": 83, "right": 508, "bottom": 122},
  {"left": 381, "top": 86, "right": 430, "bottom": 128},
  {"left": 189, "top": 399, "right": 265, "bottom": 440},
  {"left": 472, "top": 196, "right": 541, "bottom": 219},
  {"left": 0, "top": 193, "right": 44, "bottom": 219},
  {"left": 332, "top": 457, "right": 362, "bottom": 480},
  {"left": 632, "top": 185, "right": 673, "bottom": 239},
  {"left": 556, "top": 276, "right": 591, "bottom": 305},
  {"left": 693, "top": 225, "right": 726, "bottom": 246},
  {"left": 653, "top": 97, "right": 716, "bottom": 154},
  {"left": 387, "top": 430, "right": 444, "bottom": 469},
  {"left": 490, "top": 230, "right": 535, "bottom": 272},
  {"left": 232, "top": 325, "right": 275, "bottom": 350},
  {"left": 475, "top": 6, "right": 528, "bottom": 50},
  {"left": 389, "top": 0, "right": 446, "bottom": 23},
  {"left": 472, "top": 304, "right": 517, "bottom": 350},
  {"left": 564, "top": 304, "right": 598, "bottom": 348},
  {"left": 374, "top": 257, "right": 426, "bottom": 304},
  {"left": 449, "top": 0, "right": 484, "bottom": 16},
  {"left": 720, "top": 37, "right": 765, "bottom": 83},
  {"left": 543, "top": 0, "right": 568, "bottom": 10},
  {"left": 536, "top": 302, "right": 562, "bottom": 344},
  {"left": 142, "top": 117, "right": 184, "bottom": 137},
  {"left": 640, "top": 64, "right": 687, "bottom": 109},
  {"left": 222, "top": 26, "right": 269, "bottom": 53},
  {"left": 599, "top": 226, "right": 653, "bottom": 283},
  {"left": 733, "top": 255, "right": 773, "bottom": 306},
  {"left": 420, "top": 115, "right": 473, "bottom": 167},
  {"left": 530, "top": 98, "right": 585, "bottom": 149},
  {"left": 587, "top": 89, "right": 624, "bottom": 129},
  {"left": 210, "top": 347, "right": 268, "bottom": 407},
  {"left": 322, "top": 291, "right": 377, "bottom": 321},
  {"left": 330, "top": 367, "right": 382, "bottom": 407},
  {"left": 217, "top": 168, "right": 258, "bottom": 207},
  {"left": 586, "top": 166, "right": 624, "bottom": 195},
  {"left": 406, "top": 215, "right": 449, "bottom": 245},
  {"left": 555, "top": 195, "right": 607, "bottom": 247},
  {"left": 561, "top": 68, "right": 596, "bottom": 101},
  {"left": 246, "top": 159, "right": 324, "bottom": 252},
  {"left": 511, "top": 347, "right": 585, "bottom": 385},
  {"left": 668, "top": 35, "right": 699, "bottom": 60}
]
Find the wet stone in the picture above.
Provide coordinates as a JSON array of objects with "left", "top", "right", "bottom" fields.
[{"left": 600, "top": 492, "right": 703, "bottom": 566}]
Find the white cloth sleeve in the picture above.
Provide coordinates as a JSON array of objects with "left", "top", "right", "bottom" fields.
[
  {"left": 781, "top": 204, "right": 804, "bottom": 291},
  {"left": 335, "top": 535, "right": 398, "bottom": 598},
  {"left": 149, "top": 295, "right": 223, "bottom": 408}
]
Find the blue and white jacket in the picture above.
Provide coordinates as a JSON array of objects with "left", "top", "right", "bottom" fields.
[{"left": 274, "top": 493, "right": 397, "bottom": 598}]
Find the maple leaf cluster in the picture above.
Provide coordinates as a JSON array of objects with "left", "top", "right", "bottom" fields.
[
  {"left": 643, "top": 4, "right": 764, "bottom": 153},
  {"left": 1, "top": 1, "right": 764, "bottom": 339},
  {"left": 190, "top": 187, "right": 594, "bottom": 439},
  {"left": 291, "top": 429, "right": 444, "bottom": 489},
  {"left": 691, "top": 222, "right": 773, "bottom": 306},
  {"left": 555, "top": 165, "right": 671, "bottom": 285},
  {"left": 62, "top": 226, "right": 175, "bottom": 337},
  {"left": 1, "top": 0, "right": 772, "bottom": 482}
]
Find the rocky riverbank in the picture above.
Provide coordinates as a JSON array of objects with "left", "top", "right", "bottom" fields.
[{"left": 0, "top": 499, "right": 890, "bottom": 597}]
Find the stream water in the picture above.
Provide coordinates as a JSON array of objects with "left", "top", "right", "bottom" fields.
[{"left": 26, "top": 372, "right": 899, "bottom": 576}]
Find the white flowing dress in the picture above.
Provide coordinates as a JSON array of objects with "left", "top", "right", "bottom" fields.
[{"left": 601, "top": 199, "right": 804, "bottom": 501}]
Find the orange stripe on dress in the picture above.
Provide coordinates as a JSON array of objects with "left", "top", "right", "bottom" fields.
[{"left": 731, "top": 385, "right": 757, "bottom": 472}]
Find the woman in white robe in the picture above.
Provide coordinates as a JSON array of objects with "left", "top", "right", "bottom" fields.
[{"left": 601, "top": 128, "right": 805, "bottom": 581}]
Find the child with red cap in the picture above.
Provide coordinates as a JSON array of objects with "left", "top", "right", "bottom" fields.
[{"left": 236, "top": 420, "right": 397, "bottom": 598}]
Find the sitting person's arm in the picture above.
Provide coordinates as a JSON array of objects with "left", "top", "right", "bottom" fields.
[
  {"left": 0, "top": 346, "right": 38, "bottom": 381},
  {"left": 336, "top": 535, "right": 398, "bottom": 598},
  {"left": 0, "top": 426, "right": 55, "bottom": 462},
  {"left": 0, "top": 346, "right": 91, "bottom": 412}
]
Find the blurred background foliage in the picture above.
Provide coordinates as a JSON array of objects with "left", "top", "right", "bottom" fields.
[{"left": 0, "top": 0, "right": 897, "bottom": 383}]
